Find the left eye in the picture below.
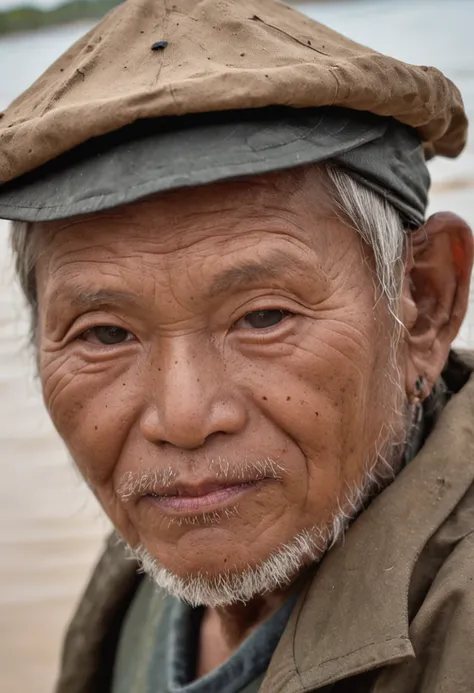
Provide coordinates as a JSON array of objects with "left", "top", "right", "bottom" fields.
[
  {"left": 79, "top": 326, "right": 135, "bottom": 345},
  {"left": 235, "top": 309, "right": 291, "bottom": 330}
]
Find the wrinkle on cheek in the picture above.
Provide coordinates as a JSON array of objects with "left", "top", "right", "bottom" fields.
[
  {"left": 287, "top": 341, "right": 364, "bottom": 407},
  {"left": 42, "top": 361, "right": 86, "bottom": 412},
  {"left": 240, "top": 332, "right": 374, "bottom": 514},
  {"left": 302, "top": 328, "right": 375, "bottom": 399},
  {"left": 42, "top": 354, "right": 122, "bottom": 410},
  {"left": 40, "top": 346, "right": 145, "bottom": 495},
  {"left": 324, "top": 318, "right": 374, "bottom": 358},
  {"left": 98, "top": 487, "right": 140, "bottom": 546}
]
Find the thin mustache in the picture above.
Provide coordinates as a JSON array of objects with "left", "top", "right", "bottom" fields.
[{"left": 116, "top": 457, "right": 286, "bottom": 502}]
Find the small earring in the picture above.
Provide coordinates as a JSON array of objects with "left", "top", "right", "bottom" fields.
[{"left": 414, "top": 375, "right": 425, "bottom": 399}]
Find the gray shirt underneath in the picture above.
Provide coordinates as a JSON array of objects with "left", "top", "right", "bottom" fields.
[{"left": 113, "top": 577, "right": 297, "bottom": 693}]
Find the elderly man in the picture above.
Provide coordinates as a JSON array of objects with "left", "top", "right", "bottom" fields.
[{"left": 1, "top": 0, "right": 474, "bottom": 691}]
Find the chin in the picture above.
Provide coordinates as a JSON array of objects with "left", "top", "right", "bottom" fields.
[{"left": 130, "top": 524, "right": 326, "bottom": 607}]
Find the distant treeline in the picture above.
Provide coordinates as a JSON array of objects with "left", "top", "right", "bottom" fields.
[
  {"left": 0, "top": 0, "right": 120, "bottom": 35},
  {"left": 0, "top": 0, "right": 334, "bottom": 36}
]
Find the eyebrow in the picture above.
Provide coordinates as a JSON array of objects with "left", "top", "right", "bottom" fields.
[
  {"left": 208, "top": 250, "right": 307, "bottom": 296},
  {"left": 49, "top": 287, "right": 141, "bottom": 311}
]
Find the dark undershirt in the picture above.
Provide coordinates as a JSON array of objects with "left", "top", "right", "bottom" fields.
[{"left": 167, "top": 592, "right": 299, "bottom": 693}]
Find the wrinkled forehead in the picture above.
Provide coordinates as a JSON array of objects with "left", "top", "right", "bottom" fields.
[{"left": 32, "top": 166, "right": 335, "bottom": 261}]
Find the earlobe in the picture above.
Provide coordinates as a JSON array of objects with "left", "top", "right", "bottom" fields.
[{"left": 404, "top": 212, "right": 473, "bottom": 398}]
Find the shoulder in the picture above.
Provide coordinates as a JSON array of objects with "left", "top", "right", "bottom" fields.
[
  {"left": 414, "top": 525, "right": 474, "bottom": 631},
  {"left": 384, "top": 485, "right": 474, "bottom": 693}
]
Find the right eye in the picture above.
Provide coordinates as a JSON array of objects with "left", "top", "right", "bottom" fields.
[
  {"left": 233, "top": 309, "right": 292, "bottom": 330},
  {"left": 78, "top": 326, "right": 135, "bottom": 345}
]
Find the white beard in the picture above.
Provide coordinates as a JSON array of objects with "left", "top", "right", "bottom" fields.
[{"left": 131, "top": 524, "right": 328, "bottom": 608}]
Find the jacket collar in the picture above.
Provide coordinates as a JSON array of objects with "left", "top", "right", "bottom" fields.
[{"left": 261, "top": 351, "right": 474, "bottom": 692}]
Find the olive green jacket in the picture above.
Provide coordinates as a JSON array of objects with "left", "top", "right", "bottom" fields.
[{"left": 55, "top": 351, "right": 474, "bottom": 693}]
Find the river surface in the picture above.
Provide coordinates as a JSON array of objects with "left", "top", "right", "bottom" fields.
[{"left": 0, "top": 1, "right": 473, "bottom": 691}]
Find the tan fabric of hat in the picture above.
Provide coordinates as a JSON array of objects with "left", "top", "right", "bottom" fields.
[{"left": 0, "top": 0, "right": 467, "bottom": 186}]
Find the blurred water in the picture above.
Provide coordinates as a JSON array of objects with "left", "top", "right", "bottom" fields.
[
  {"left": 0, "top": 20, "right": 113, "bottom": 693},
  {"left": 0, "top": 1, "right": 473, "bottom": 691}
]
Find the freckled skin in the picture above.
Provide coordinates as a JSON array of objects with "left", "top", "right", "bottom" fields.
[{"left": 36, "top": 168, "right": 397, "bottom": 579}]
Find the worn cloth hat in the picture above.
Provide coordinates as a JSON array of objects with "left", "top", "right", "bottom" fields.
[{"left": 0, "top": 0, "right": 467, "bottom": 223}]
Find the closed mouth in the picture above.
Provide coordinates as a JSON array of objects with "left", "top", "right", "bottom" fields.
[{"left": 144, "top": 478, "right": 269, "bottom": 515}]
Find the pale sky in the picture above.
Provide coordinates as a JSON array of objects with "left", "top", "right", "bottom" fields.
[{"left": 0, "top": 0, "right": 58, "bottom": 10}]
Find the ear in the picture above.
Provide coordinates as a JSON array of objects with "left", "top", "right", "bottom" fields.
[{"left": 402, "top": 212, "right": 473, "bottom": 401}]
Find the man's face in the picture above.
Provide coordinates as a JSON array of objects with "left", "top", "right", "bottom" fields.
[{"left": 35, "top": 168, "right": 401, "bottom": 585}]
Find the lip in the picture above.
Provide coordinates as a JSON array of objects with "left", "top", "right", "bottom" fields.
[{"left": 143, "top": 479, "right": 267, "bottom": 515}]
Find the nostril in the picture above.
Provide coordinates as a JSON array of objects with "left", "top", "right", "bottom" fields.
[{"left": 203, "top": 430, "right": 228, "bottom": 446}]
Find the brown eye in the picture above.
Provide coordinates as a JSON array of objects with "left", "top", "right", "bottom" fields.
[
  {"left": 238, "top": 309, "right": 291, "bottom": 330},
  {"left": 79, "top": 326, "right": 134, "bottom": 345}
]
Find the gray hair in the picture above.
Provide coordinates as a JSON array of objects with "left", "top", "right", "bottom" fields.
[{"left": 9, "top": 166, "right": 407, "bottom": 338}]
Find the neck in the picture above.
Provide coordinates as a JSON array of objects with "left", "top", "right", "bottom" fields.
[{"left": 196, "top": 583, "right": 298, "bottom": 678}]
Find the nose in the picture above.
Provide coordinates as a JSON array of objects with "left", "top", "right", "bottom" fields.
[{"left": 139, "top": 339, "right": 248, "bottom": 450}]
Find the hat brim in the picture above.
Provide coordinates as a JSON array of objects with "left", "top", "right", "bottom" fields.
[{"left": 0, "top": 107, "right": 388, "bottom": 223}]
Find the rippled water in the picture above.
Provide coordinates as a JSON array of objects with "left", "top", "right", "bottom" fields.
[{"left": 0, "top": 2, "right": 473, "bottom": 691}]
